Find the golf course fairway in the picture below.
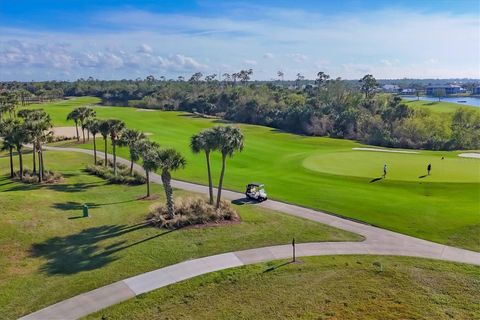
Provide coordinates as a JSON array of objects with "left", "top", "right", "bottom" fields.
[{"left": 30, "top": 97, "right": 480, "bottom": 251}]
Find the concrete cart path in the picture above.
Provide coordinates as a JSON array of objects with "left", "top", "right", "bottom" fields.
[{"left": 19, "top": 146, "right": 480, "bottom": 320}]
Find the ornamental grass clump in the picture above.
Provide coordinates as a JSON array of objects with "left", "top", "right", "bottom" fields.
[
  {"left": 148, "top": 197, "right": 239, "bottom": 229},
  {"left": 14, "top": 168, "right": 62, "bottom": 184},
  {"left": 85, "top": 160, "right": 145, "bottom": 185}
]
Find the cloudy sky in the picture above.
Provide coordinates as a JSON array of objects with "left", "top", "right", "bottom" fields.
[{"left": 1, "top": 0, "right": 479, "bottom": 81}]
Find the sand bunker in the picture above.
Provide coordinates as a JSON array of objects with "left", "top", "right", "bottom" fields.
[
  {"left": 136, "top": 109, "right": 155, "bottom": 112},
  {"left": 458, "top": 153, "right": 480, "bottom": 159},
  {"left": 52, "top": 127, "right": 78, "bottom": 138},
  {"left": 352, "top": 147, "right": 418, "bottom": 154}
]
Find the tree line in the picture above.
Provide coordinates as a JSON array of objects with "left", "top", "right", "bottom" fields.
[{"left": 2, "top": 72, "right": 479, "bottom": 150}]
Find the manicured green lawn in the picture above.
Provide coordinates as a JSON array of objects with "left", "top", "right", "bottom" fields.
[
  {"left": 30, "top": 98, "right": 480, "bottom": 251},
  {"left": 404, "top": 99, "right": 479, "bottom": 113},
  {"left": 86, "top": 255, "right": 480, "bottom": 320},
  {"left": 0, "top": 151, "right": 359, "bottom": 319}
]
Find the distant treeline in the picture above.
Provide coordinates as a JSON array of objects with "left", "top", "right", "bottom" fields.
[{"left": 1, "top": 74, "right": 479, "bottom": 150}]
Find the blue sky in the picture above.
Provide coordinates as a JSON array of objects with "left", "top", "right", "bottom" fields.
[{"left": 1, "top": 0, "right": 479, "bottom": 81}]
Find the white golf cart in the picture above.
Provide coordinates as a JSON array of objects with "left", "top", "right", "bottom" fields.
[{"left": 245, "top": 183, "right": 268, "bottom": 201}]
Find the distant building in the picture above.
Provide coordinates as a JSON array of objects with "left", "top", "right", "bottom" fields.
[
  {"left": 426, "top": 85, "right": 461, "bottom": 95},
  {"left": 400, "top": 88, "right": 416, "bottom": 95},
  {"left": 474, "top": 86, "right": 480, "bottom": 95},
  {"left": 382, "top": 84, "right": 400, "bottom": 93}
]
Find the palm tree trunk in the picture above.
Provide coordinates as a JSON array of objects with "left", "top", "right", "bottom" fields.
[
  {"left": 130, "top": 157, "right": 134, "bottom": 176},
  {"left": 9, "top": 147, "right": 14, "bottom": 178},
  {"left": 146, "top": 171, "right": 150, "bottom": 197},
  {"left": 32, "top": 144, "right": 36, "bottom": 174},
  {"left": 112, "top": 140, "right": 117, "bottom": 175},
  {"left": 93, "top": 135, "right": 97, "bottom": 164},
  {"left": 75, "top": 122, "right": 79, "bottom": 141},
  {"left": 104, "top": 138, "right": 108, "bottom": 166},
  {"left": 205, "top": 151, "right": 214, "bottom": 204},
  {"left": 161, "top": 170, "right": 175, "bottom": 219},
  {"left": 39, "top": 146, "right": 45, "bottom": 182},
  {"left": 18, "top": 148, "right": 23, "bottom": 180},
  {"left": 87, "top": 130, "right": 90, "bottom": 141},
  {"left": 38, "top": 150, "right": 43, "bottom": 183},
  {"left": 82, "top": 127, "right": 85, "bottom": 143},
  {"left": 216, "top": 153, "right": 227, "bottom": 209}
]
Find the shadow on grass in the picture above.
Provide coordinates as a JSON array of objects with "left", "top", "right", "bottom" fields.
[
  {"left": 52, "top": 199, "right": 137, "bottom": 211},
  {"left": 369, "top": 177, "right": 383, "bottom": 183},
  {"left": 263, "top": 261, "right": 294, "bottom": 273},
  {"left": 419, "top": 174, "right": 428, "bottom": 179},
  {"left": 5, "top": 181, "right": 106, "bottom": 193},
  {"left": 29, "top": 222, "right": 175, "bottom": 275},
  {"left": 231, "top": 197, "right": 258, "bottom": 206}
]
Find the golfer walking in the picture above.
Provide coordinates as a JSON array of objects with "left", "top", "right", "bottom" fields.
[
  {"left": 427, "top": 163, "right": 431, "bottom": 175},
  {"left": 383, "top": 164, "right": 387, "bottom": 178}
]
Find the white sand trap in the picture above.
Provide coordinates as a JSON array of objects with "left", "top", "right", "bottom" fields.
[
  {"left": 144, "top": 132, "right": 153, "bottom": 136},
  {"left": 352, "top": 147, "right": 419, "bottom": 154},
  {"left": 136, "top": 108, "right": 155, "bottom": 112},
  {"left": 458, "top": 153, "right": 480, "bottom": 159},
  {"left": 52, "top": 127, "right": 78, "bottom": 138}
]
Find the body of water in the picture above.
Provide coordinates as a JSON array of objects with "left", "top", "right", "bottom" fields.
[{"left": 403, "top": 96, "right": 480, "bottom": 107}]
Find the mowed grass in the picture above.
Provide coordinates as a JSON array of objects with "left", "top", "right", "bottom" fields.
[
  {"left": 86, "top": 255, "right": 480, "bottom": 320},
  {"left": 28, "top": 97, "right": 480, "bottom": 251},
  {"left": 404, "top": 99, "right": 479, "bottom": 113},
  {"left": 0, "top": 151, "right": 360, "bottom": 319}
]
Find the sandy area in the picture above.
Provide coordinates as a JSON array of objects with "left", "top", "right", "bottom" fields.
[
  {"left": 352, "top": 147, "right": 418, "bottom": 154},
  {"left": 136, "top": 109, "right": 155, "bottom": 112},
  {"left": 52, "top": 127, "right": 79, "bottom": 138},
  {"left": 458, "top": 153, "right": 480, "bottom": 159}
]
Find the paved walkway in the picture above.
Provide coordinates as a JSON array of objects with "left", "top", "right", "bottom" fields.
[{"left": 20, "top": 146, "right": 480, "bottom": 320}]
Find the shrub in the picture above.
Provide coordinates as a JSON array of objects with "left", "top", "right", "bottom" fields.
[
  {"left": 85, "top": 163, "right": 146, "bottom": 185},
  {"left": 148, "top": 197, "right": 240, "bottom": 229},
  {"left": 14, "top": 169, "right": 63, "bottom": 184}
]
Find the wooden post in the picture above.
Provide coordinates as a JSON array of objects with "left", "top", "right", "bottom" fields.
[{"left": 292, "top": 237, "right": 296, "bottom": 262}]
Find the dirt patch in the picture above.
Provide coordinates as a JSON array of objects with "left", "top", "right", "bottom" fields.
[{"left": 137, "top": 195, "right": 160, "bottom": 201}]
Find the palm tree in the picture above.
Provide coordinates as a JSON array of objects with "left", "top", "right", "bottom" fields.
[
  {"left": 158, "top": 148, "right": 186, "bottom": 219},
  {"left": 106, "top": 119, "right": 125, "bottom": 175},
  {"left": 23, "top": 110, "right": 52, "bottom": 182},
  {"left": 77, "top": 107, "right": 96, "bottom": 142},
  {"left": 66, "top": 109, "right": 80, "bottom": 141},
  {"left": 11, "top": 123, "right": 29, "bottom": 180},
  {"left": 118, "top": 129, "right": 146, "bottom": 175},
  {"left": 213, "top": 126, "right": 244, "bottom": 209},
  {"left": 190, "top": 129, "right": 216, "bottom": 204},
  {"left": 138, "top": 140, "right": 160, "bottom": 198},
  {"left": 85, "top": 119, "right": 100, "bottom": 164},
  {"left": 0, "top": 119, "right": 17, "bottom": 178},
  {"left": 98, "top": 120, "right": 110, "bottom": 166}
]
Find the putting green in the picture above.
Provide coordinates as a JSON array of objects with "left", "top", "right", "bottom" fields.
[{"left": 303, "top": 150, "right": 480, "bottom": 183}]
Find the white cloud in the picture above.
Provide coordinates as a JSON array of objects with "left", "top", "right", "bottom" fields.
[
  {"left": 244, "top": 59, "right": 257, "bottom": 65},
  {"left": 263, "top": 52, "right": 274, "bottom": 59},
  {"left": 137, "top": 43, "right": 153, "bottom": 54}
]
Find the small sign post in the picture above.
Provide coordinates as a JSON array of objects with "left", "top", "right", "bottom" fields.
[
  {"left": 83, "top": 204, "right": 89, "bottom": 218},
  {"left": 292, "top": 237, "right": 296, "bottom": 262}
]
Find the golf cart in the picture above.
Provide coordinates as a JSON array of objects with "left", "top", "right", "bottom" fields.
[{"left": 245, "top": 183, "right": 268, "bottom": 201}]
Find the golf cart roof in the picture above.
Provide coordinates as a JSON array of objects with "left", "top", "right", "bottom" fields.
[{"left": 248, "top": 183, "right": 264, "bottom": 187}]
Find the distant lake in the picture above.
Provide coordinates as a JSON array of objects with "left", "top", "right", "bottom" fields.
[{"left": 403, "top": 96, "right": 480, "bottom": 107}]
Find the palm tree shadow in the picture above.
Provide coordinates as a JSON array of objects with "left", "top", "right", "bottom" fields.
[
  {"left": 369, "top": 177, "right": 383, "bottom": 183},
  {"left": 29, "top": 222, "right": 174, "bottom": 275}
]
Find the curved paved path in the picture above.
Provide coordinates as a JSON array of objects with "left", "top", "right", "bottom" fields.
[{"left": 20, "top": 146, "right": 480, "bottom": 320}]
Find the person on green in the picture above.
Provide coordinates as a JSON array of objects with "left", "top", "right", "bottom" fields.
[
  {"left": 383, "top": 164, "right": 387, "bottom": 178},
  {"left": 427, "top": 163, "right": 431, "bottom": 175}
]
